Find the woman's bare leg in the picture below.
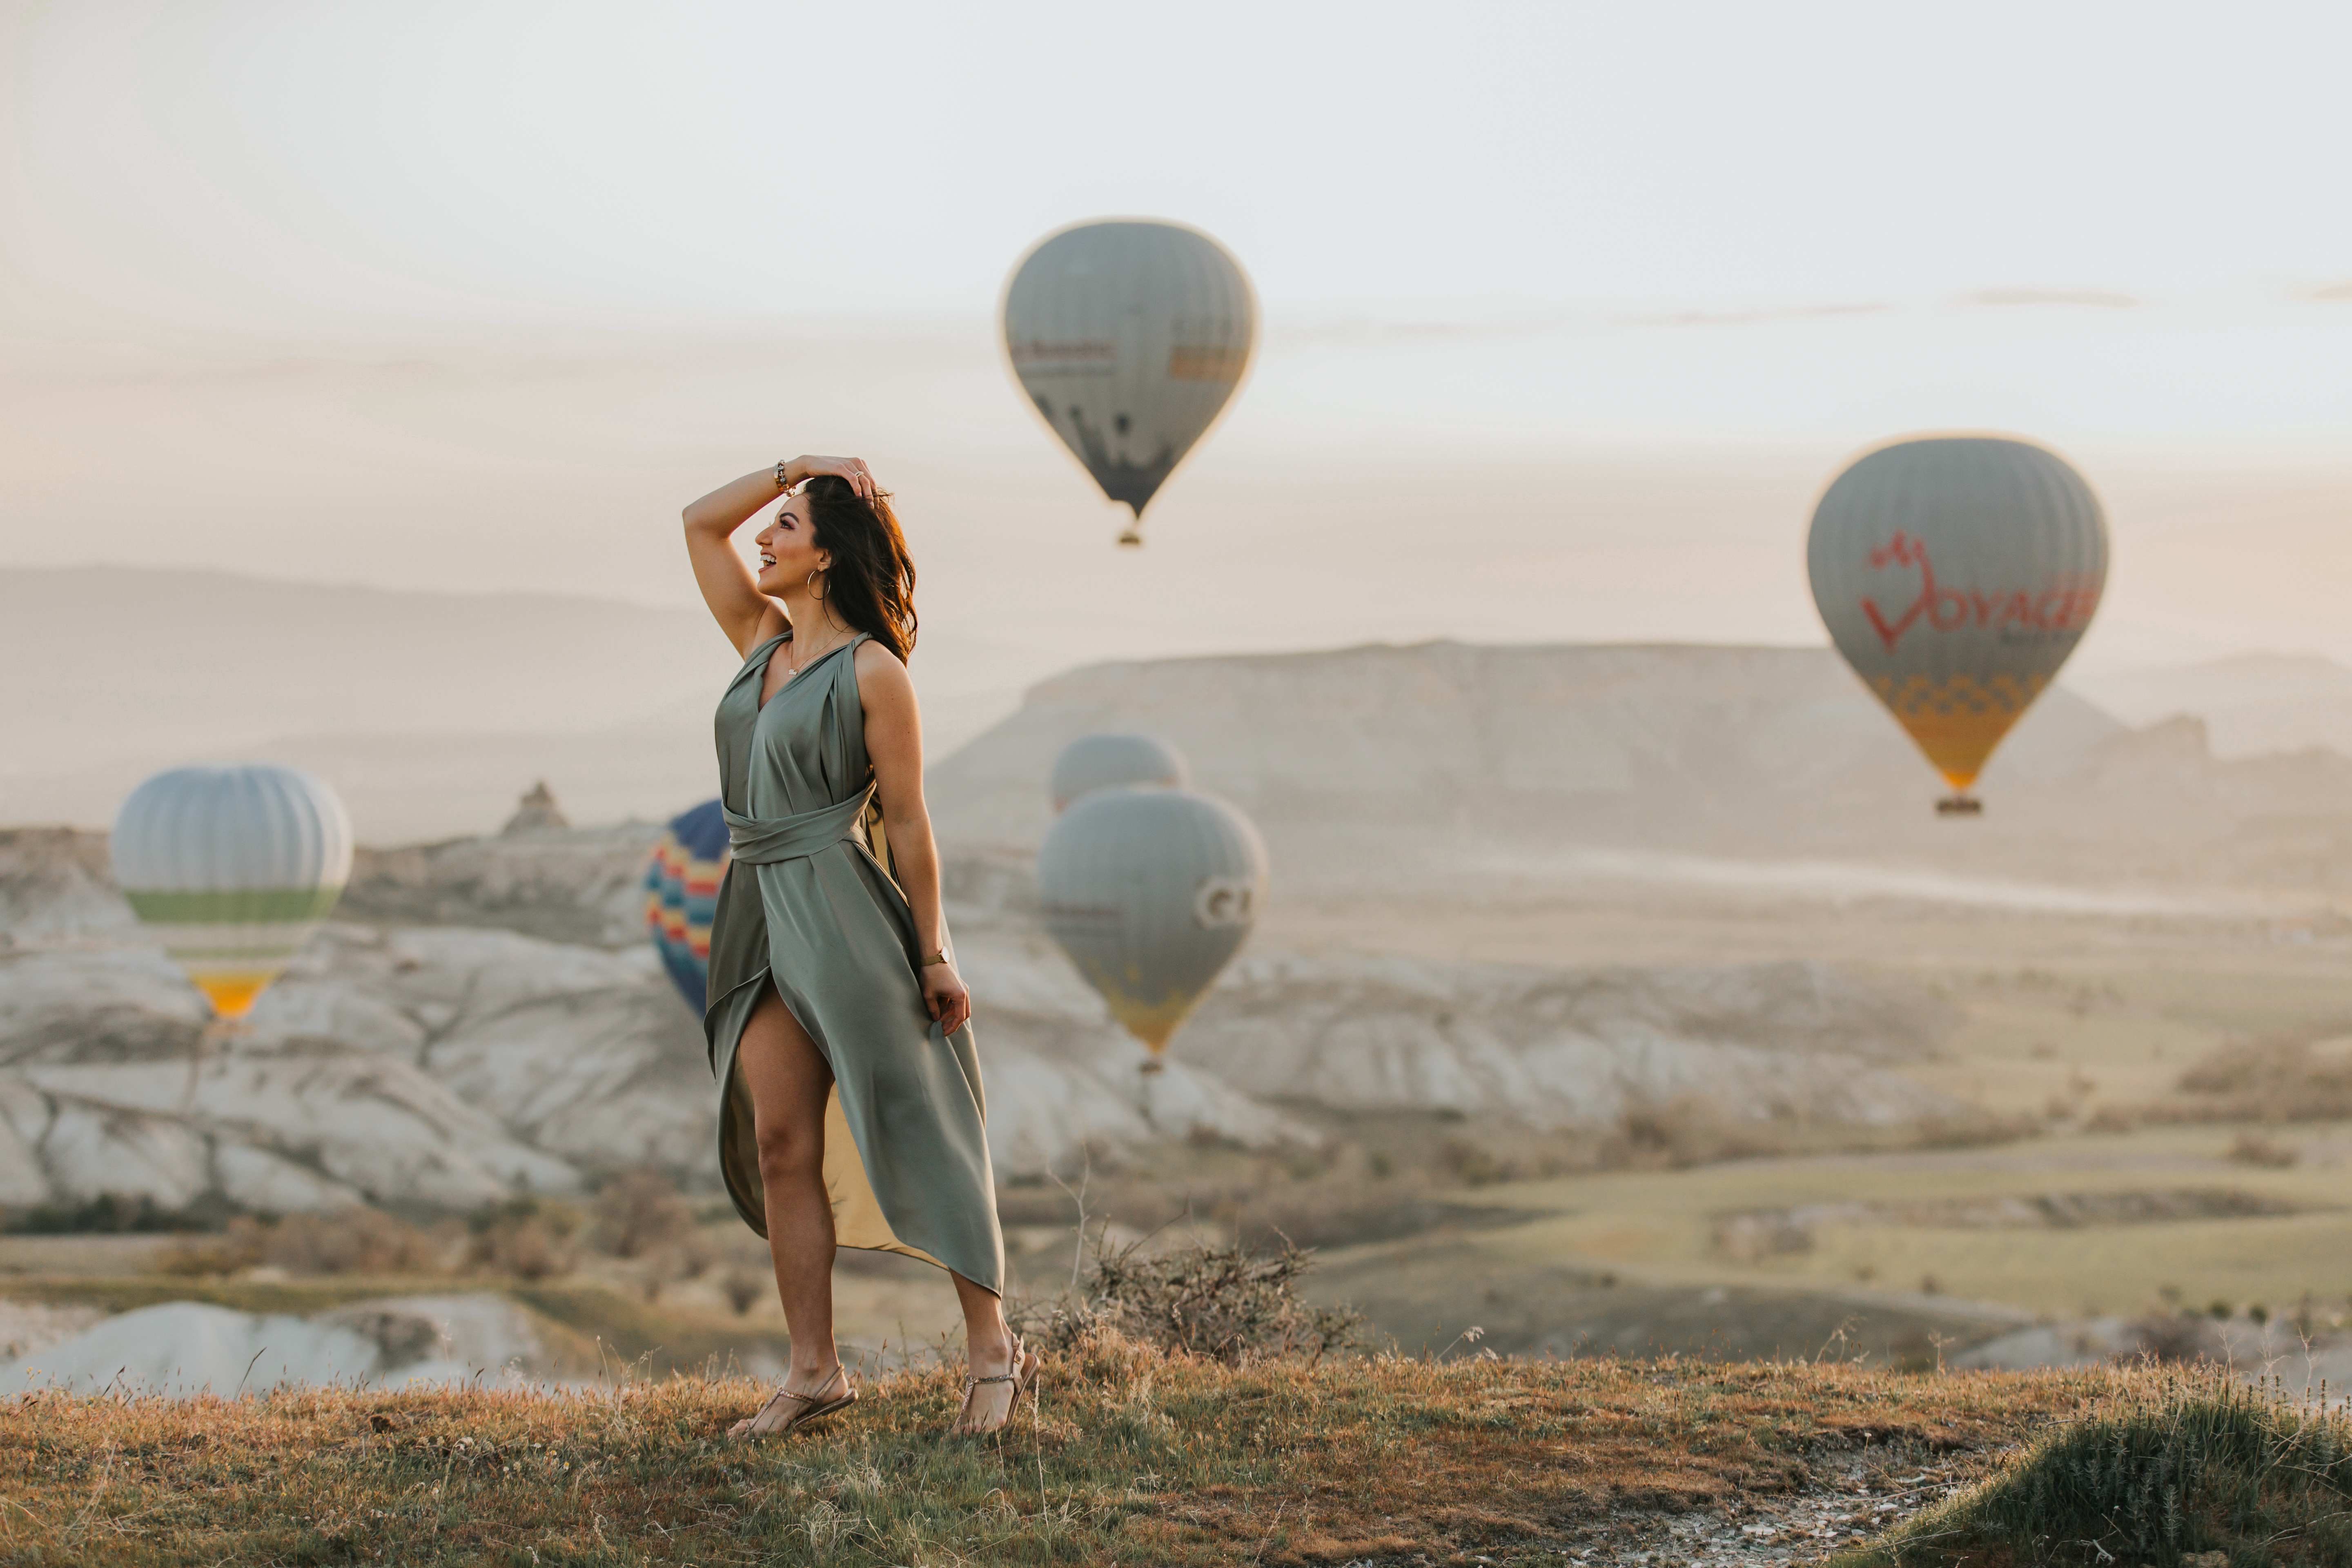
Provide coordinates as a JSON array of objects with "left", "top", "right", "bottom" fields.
[
  {"left": 733, "top": 985, "right": 843, "bottom": 1429},
  {"left": 949, "top": 1270, "right": 1026, "bottom": 1434}
]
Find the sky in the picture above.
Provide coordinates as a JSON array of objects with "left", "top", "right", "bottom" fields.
[{"left": 4, "top": 0, "right": 2352, "bottom": 682}]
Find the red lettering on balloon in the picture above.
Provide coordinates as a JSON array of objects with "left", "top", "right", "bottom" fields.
[
  {"left": 1860, "top": 531, "right": 1933, "bottom": 649},
  {"left": 1857, "top": 531, "right": 2098, "bottom": 649}
]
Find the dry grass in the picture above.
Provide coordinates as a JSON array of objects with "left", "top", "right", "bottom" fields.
[{"left": 0, "top": 1333, "right": 2126, "bottom": 1566}]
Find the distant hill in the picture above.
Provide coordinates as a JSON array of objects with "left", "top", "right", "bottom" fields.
[
  {"left": 2067, "top": 653, "right": 2352, "bottom": 760},
  {"left": 0, "top": 568, "right": 1033, "bottom": 841},
  {"left": 931, "top": 640, "right": 2352, "bottom": 893},
  {"left": 931, "top": 641, "right": 2124, "bottom": 852}
]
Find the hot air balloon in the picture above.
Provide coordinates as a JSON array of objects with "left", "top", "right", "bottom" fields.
[
  {"left": 1049, "top": 733, "right": 1189, "bottom": 812},
  {"left": 110, "top": 765, "right": 353, "bottom": 1020},
  {"left": 1808, "top": 435, "right": 2108, "bottom": 813},
  {"left": 1001, "top": 218, "right": 1257, "bottom": 546},
  {"left": 644, "top": 799, "right": 729, "bottom": 1012},
  {"left": 1037, "top": 786, "right": 1267, "bottom": 1072}
]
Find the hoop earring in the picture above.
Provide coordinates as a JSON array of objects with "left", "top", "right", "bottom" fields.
[{"left": 807, "top": 569, "right": 828, "bottom": 600}]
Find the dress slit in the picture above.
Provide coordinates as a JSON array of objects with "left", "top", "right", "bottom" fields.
[{"left": 700, "top": 630, "right": 1002, "bottom": 1294}]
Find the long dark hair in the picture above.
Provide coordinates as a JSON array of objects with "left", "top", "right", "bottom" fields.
[{"left": 800, "top": 474, "right": 918, "bottom": 662}]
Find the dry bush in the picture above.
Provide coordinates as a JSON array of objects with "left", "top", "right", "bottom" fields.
[
  {"left": 1613, "top": 1094, "right": 1794, "bottom": 1169},
  {"left": 591, "top": 1167, "right": 696, "bottom": 1259},
  {"left": 2117, "top": 1310, "right": 2225, "bottom": 1365},
  {"left": 720, "top": 1265, "right": 769, "bottom": 1316},
  {"left": 2175, "top": 1035, "right": 2352, "bottom": 1122},
  {"left": 159, "top": 1210, "right": 461, "bottom": 1277},
  {"left": 591, "top": 1166, "right": 719, "bottom": 1298},
  {"left": 466, "top": 1196, "right": 583, "bottom": 1281},
  {"left": 2225, "top": 1130, "right": 2299, "bottom": 1168},
  {"left": 1022, "top": 1231, "right": 1364, "bottom": 1365},
  {"left": 1911, "top": 1108, "right": 2045, "bottom": 1149}
]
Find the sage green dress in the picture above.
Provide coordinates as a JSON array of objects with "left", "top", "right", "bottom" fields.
[{"left": 703, "top": 630, "right": 1004, "bottom": 1295}]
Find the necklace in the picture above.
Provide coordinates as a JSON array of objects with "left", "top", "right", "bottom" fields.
[{"left": 779, "top": 624, "right": 847, "bottom": 686}]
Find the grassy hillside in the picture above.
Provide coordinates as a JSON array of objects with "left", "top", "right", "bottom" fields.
[{"left": 0, "top": 1333, "right": 2162, "bottom": 1567}]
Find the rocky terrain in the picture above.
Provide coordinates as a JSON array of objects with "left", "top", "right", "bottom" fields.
[
  {"left": 15, "top": 635, "right": 2346, "bottom": 1221},
  {"left": 0, "top": 1293, "right": 584, "bottom": 1395},
  {"left": 0, "top": 813, "right": 1960, "bottom": 1216}
]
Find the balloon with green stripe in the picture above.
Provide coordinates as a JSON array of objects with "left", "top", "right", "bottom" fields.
[{"left": 111, "top": 765, "right": 353, "bottom": 1019}]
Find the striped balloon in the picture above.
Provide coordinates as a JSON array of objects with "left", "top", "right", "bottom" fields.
[
  {"left": 1002, "top": 218, "right": 1257, "bottom": 545},
  {"left": 1049, "top": 733, "right": 1189, "bottom": 812},
  {"left": 110, "top": 765, "right": 353, "bottom": 1019},
  {"left": 1808, "top": 435, "right": 2109, "bottom": 807},
  {"left": 644, "top": 799, "right": 730, "bottom": 1013},
  {"left": 1037, "top": 786, "right": 1267, "bottom": 1064}
]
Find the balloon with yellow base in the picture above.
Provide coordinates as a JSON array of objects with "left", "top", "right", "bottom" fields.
[
  {"left": 112, "top": 766, "right": 353, "bottom": 1022},
  {"left": 1808, "top": 435, "right": 2109, "bottom": 813},
  {"left": 1037, "top": 786, "right": 1267, "bottom": 1087}
]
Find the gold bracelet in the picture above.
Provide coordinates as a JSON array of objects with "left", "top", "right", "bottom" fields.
[
  {"left": 774, "top": 460, "right": 791, "bottom": 491},
  {"left": 920, "top": 950, "right": 949, "bottom": 967}
]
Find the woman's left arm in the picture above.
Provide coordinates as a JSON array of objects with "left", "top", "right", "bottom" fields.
[{"left": 857, "top": 642, "right": 971, "bottom": 1034}]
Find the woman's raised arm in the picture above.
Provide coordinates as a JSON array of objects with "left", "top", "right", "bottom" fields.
[{"left": 682, "top": 457, "right": 878, "bottom": 656}]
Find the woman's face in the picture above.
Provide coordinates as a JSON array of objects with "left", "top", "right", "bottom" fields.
[{"left": 754, "top": 495, "right": 829, "bottom": 595}]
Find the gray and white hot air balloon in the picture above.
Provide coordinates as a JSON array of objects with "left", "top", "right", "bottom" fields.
[
  {"left": 1036, "top": 786, "right": 1267, "bottom": 1070},
  {"left": 1049, "top": 733, "right": 1189, "bottom": 812},
  {"left": 1001, "top": 218, "right": 1257, "bottom": 546},
  {"left": 1807, "top": 434, "right": 2108, "bottom": 813},
  {"left": 110, "top": 764, "right": 353, "bottom": 1019}
]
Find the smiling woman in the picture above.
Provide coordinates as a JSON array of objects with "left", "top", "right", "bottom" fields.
[{"left": 678, "top": 457, "right": 1027, "bottom": 1444}]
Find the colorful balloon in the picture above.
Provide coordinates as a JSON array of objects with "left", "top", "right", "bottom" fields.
[
  {"left": 644, "top": 799, "right": 729, "bottom": 1013},
  {"left": 1049, "top": 733, "right": 1189, "bottom": 812},
  {"left": 1808, "top": 435, "right": 2108, "bottom": 810},
  {"left": 1001, "top": 218, "right": 1257, "bottom": 545},
  {"left": 110, "top": 765, "right": 352, "bottom": 1019},
  {"left": 1037, "top": 786, "right": 1267, "bottom": 1066}
]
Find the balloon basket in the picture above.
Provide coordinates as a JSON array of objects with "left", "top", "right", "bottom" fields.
[
  {"left": 1136, "top": 1057, "right": 1167, "bottom": 1129},
  {"left": 1935, "top": 794, "right": 1984, "bottom": 816},
  {"left": 1116, "top": 529, "right": 1143, "bottom": 548}
]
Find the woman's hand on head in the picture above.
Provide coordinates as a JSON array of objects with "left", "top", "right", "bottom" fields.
[
  {"left": 788, "top": 455, "right": 880, "bottom": 501},
  {"left": 920, "top": 960, "right": 971, "bottom": 1035}
]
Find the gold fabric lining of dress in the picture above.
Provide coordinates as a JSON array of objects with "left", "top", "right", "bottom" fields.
[{"left": 718, "top": 802, "right": 943, "bottom": 1271}]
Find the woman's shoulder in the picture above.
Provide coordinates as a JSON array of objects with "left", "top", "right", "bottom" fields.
[{"left": 851, "top": 635, "right": 909, "bottom": 681}]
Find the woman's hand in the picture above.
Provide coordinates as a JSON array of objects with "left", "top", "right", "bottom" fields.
[
  {"left": 786, "top": 455, "right": 880, "bottom": 501},
  {"left": 920, "top": 959, "right": 971, "bottom": 1035}
]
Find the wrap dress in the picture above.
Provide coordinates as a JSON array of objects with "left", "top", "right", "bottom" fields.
[{"left": 702, "top": 630, "right": 1004, "bottom": 1296}]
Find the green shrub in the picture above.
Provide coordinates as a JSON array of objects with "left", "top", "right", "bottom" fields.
[{"left": 1843, "top": 1369, "right": 2352, "bottom": 1567}]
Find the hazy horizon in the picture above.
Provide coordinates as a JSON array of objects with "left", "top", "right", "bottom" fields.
[{"left": 8, "top": 3, "right": 2352, "bottom": 681}]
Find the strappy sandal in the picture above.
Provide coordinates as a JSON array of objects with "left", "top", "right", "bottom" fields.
[
  {"left": 950, "top": 1334, "right": 1039, "bottom": 1437},
  {"left": 726, "top": 1365, "right": 856, "bottom": 1441}
]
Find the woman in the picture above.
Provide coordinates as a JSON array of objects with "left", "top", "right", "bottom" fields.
[{"left": 682, "top": 455, "right": 1029, "bottom": 1439}]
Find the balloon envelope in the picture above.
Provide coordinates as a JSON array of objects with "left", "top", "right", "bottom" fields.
[
  {"left": 1049, "top": 733, "right": 1189, "bottom": 812},
  {"left": 644, "top": 799, "right": 729, "bottom": 1013},
  {"left": 1002, "top": 219, "right": 1256, "bottom": 539},
  {"left": 110, "top": 765, "right": 353, "bottom": 1019},
  {"left": 1037, "top": 786, "right": 1267, "bottom": 1054},
  {"left": 1808, "top": 435, "right": 2108, "bottom": 795}
]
